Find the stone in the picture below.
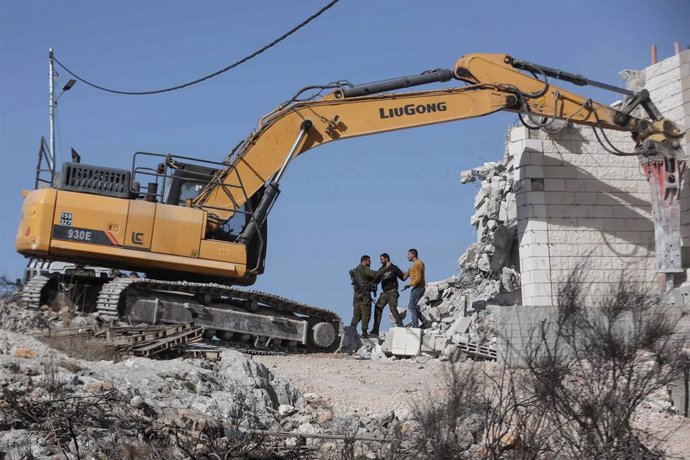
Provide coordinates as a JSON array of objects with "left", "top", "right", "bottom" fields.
[
  {"left": 316, "top": 410, "right": 334, "bottom": 425},
  {"left": 401, "top": 420, "right": 420, "bottom": 433},
  {"left": 395, "top": 408, "right": 412, "bottom": 421},
  {"left": 439, "top": 345, "right": 462, "bottom": 362},
  {"left": 83, "top": 380, "right": 114, "bottom": 392},
  {"left": 337, "top": 325, "right": 360, "bottom": 354},
  {"left": 303, "top": 393, "right": 320, "bottom": 403},
  {"left": 12, "top": 348, "right": 37, "bottom": 359},
  {"left": 477, "top": 253, "right": 491, "bottom": 272},
  {"left": 130, "top": 395, "right": 146, "bottom": 408},
  {"left": 424, "top": 284, "right": 441, "bottom": 302},
  {"left": 501, "top": 267, "right": 520, "bottom": 292},
  {"left": 460, "top": 169, "right": 476, "bottom": 183},
  {"left": 428, "top": 307, "right": 441, "bottom": 322},
  {"left": 278, "top": 404, "right": 297, "bottom": 417}
]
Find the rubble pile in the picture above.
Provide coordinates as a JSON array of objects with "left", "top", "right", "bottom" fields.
[
  {"left": 0, "top": 324, "right": 403, "bottom": 458},
  {"left": 1, "top": 301, "right": 98, "bottom": 334},
  {"left": 379, "top": 146, "right": 522, "bottom": 361}
]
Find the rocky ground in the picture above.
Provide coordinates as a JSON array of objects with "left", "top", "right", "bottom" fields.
[
  {"left": 2, "top": 301, "right": 689, "bottom": 459},
  {"left": 0, "top": 302, "right": 455, "bottom": 459}
]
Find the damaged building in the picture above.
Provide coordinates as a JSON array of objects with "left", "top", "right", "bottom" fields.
[{"left": 377, "top": 48, "right": 690, "bottom": 364}]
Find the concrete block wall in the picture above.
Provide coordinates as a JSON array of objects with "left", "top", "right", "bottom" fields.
[
  {"left": 497, "top": 304, "right": 690, "bottom": 368},
  {"left": 648, "top": 51, "right": 690, "bottom": 262},
  {"left": 512, "top": 49, "right": 690, "bottom": 307}
]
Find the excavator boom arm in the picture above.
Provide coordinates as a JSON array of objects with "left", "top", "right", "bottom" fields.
[{"left": 193, "top": 53, "right": 684, "bottom": 227}]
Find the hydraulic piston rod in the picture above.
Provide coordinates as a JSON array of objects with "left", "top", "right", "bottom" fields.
[
  {"left": 337, "top": 69, "right": 454, "bottom": 98},
  {"left": 237, "top": 120, "right": 312, "bottom": 248}
]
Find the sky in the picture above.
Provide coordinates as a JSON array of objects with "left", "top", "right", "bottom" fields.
[{"left": 1, "top": 0, "right": 688, "bottom": 329}]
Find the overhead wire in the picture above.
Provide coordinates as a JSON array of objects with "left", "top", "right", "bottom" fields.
[{"left": 52, "top": 0, "right": 341, "bottom": 96}]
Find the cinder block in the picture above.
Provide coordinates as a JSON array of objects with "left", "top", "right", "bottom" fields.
[
  {"left": 508, "top": 141, "right": 525, "bottom": 159},
  {"left": 573, "top": 193, "right": 597, "bottom": 205},
  {"left": 510, "top": 126, "right": 530, "bottom": 142},
  {"left": 519, "top": 229, "right": 549, "bottom": 245},
  {"left": 519, "top": 256, "right": 550, "bottom": 272},
  {"left": 530, "top": 283, "right": 553, "bottom": 297},
  {"left": 391, "top": 328, "right": 422, "bottom": 356},
  {"left": 546, "top": 217, "right": 578, "bottom": 230},
  {"left": 524, "top": 191, "right": 546, "bottom": 205},
  {"left": 646, "top": 68, "right": 682, "bottom": 91},
  {"left": 518, "top": 218, "right": 548, "bottom": 233},
  {"left": 544, "top": 165, "right": 578, "bottom": 179},
  {"left": 515, "top": 165, "right": 544, "bottom": 180},
  {"left": 645, "top": 54, "right": 681, "bottom": 78},
  {"left": 544, "top": 178, "right": 566, "bottom": 191},
  {"left": 680, "top": 62, "right": 690, "bottom": 78},
  {"left": 529, "top": 269, "right": 552, "bottom": 284},
  {"left": 603, "top": 218, "right": 631, "bottom": 232},
  {"left": 523, "top": 139, "right": 544, "bottom": 152},
  {"left": 520, "top": 242, "right": 550, "bottom": 258},
  {"left": 543, "top": 192, "right": 574, "bottom": 205},
  {"left": 666, "top": 105, "right": 685, "bottom": 123}
]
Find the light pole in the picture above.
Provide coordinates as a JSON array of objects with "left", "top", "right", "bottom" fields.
[
  {"left": 48, "top": 48, "right": 56, "bottom": 182},
  {"left": 48, "top": 48, "right": 76, "bottom": 185}
]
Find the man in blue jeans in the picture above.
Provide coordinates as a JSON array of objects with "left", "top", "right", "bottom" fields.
[{"left": 402, "top": 248, "right": 426, "bottom": 328}]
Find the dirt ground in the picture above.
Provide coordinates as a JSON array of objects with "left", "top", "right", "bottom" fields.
[
  {"left": 255, "top": 353, "right": 690, "bottom": 459},
  {"left": 254, "top": 354, "right": 452, "bottom": 417}
]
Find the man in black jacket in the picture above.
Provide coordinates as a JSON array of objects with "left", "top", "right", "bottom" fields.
[{"left": 370, "top": 253, "right": 405, "bottom": 337}]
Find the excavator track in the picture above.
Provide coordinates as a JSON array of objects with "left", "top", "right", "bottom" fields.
[
  {"left": 20, "top": 275, "right": 50, "bottom": 308},
  {"left": 96, "top": 278, "right": 343, "bottom": 353}
]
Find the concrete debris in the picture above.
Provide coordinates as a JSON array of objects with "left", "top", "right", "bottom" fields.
[
  {"left": 378, "top": 144, "right": 519, "bottom": 361},
  {"left": 0, "top": 327, "right": 401, "bottom": 458}
]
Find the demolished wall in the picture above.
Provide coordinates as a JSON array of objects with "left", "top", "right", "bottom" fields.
[
  {"left": 378, "top": 50, "right": 689, "bottom": 364},
  {"left": 515, "top": 49, "right": 690, "bottom": 307}
]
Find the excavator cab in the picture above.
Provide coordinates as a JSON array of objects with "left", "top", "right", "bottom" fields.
[{"left": 140, "top": 157, "right": 269, "bottom": 276}]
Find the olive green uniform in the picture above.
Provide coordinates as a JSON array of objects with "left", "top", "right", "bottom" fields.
[{"left": 350, "top": 264, "right": 386, "bottom": 335}]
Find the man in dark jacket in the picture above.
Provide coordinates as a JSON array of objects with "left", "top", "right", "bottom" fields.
[
  {"left": 350, "top": 255, "right": 387, "bottom": 338},
  {"left": 370, "top": 253, "right": 405, "bottom": 337}
]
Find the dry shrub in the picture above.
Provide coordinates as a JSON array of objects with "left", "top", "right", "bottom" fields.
[
  {"left": 39, "top": 336, "right": 122, "bottom": 362},
  {"left": 407, "top": 269, "right": 686, "bottom": 459}
]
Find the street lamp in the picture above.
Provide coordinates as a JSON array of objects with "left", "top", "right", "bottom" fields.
[{"left": 48, "top": 49, "right": 77, "bottom": 184}]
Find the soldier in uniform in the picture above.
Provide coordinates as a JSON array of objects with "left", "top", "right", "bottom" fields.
[
  {"left": 350, "top": 255, "right": 387, "bottom": 338},
  {"left": 370, "top": 253, "right": 405, "bottom": 337}
]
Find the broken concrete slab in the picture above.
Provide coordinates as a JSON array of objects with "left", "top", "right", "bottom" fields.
[{"left": 389, "top": 327, "right": 422, "bottom": 357}]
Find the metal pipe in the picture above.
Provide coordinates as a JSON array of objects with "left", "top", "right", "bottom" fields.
[
  {"left": 48, "top": 49, "right": 56, "bottom": 184},
  {"left": 651, "top": 45, "right": 658, "bottom": 64},
  {"left": 674, "top": 41, "right": 682, "bottom": 55}
]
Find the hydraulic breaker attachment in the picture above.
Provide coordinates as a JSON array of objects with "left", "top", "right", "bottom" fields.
[{"left": 641, "top": 152, "right": 687, "bottom": 285}]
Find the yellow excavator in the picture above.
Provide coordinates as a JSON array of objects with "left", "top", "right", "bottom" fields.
[{"left": 16, "top": 53, "right": 686, "bottom": 352}]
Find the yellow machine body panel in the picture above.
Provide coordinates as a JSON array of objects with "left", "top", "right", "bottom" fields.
[
  {"left": 199, "top": 239, "right": 247, "bottom": 264},
  {"left": 15, "top": 188, "right": 57, "bottom": 256},
  {"left": 124, "top": 199, "right": 156, "bottom": 250},
  {"left": 16, "top": 189, "right": 248, "bottom": 280},
  {"left": 150, "top": 203, "right": 205, "bottom": 258},
  {"left": 53, "top": 190, "right": 129, "bottom": 246}
]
